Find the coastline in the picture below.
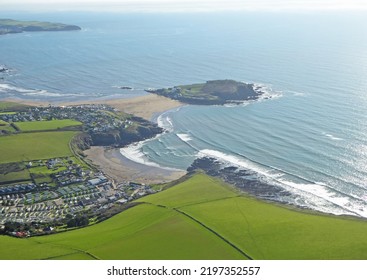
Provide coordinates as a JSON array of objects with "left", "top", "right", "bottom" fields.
[
  {"left": 78, "top": 94, "right": 186, "bottom": 184},
  {"left": 2, "top": 93, "right": 183, "bottom": 121},
  {"left": 2, "top": 94, "right": 186, "bottom": 184},
  {"left": 84, "top": 146, "right": 186, "bottom": 185}
]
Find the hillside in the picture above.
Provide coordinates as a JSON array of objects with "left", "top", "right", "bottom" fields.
[
  {"left": 2, "top": 173, "right": 367, "bottom": 259},
  {"left": 0, "top": 19, "right": 81, "bottom": 35}
]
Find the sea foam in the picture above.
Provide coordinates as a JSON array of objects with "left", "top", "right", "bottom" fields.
[{"left": 198, "top": 149, "right": 367, "bottom": 218}]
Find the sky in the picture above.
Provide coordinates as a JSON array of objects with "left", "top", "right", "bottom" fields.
[{"left": 1, "top": 0, "right": 367, "bottom": 12}]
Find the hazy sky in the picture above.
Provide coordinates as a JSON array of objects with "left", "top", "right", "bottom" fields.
[{"left": 1, "top": 0, "right": 367, "bottom": 12}]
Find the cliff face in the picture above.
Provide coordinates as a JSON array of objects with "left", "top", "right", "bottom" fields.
[{"left": 90, "top": 125, "right": 163, "bottom": 147}]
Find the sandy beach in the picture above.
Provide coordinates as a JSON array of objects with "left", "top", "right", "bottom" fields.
[
  {"left": 100, "top": 94, "right": 183, "bottom": 120},
  {"left": 4, "top": 93, "right": 183, "bottom": 121},
  {"left": 84, "top": 146, "right": 186, "bottom": 185}
]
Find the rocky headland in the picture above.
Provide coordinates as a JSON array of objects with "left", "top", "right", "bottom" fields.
[{"left": 147, "top": 79, "right": 265, "bottom": 105}]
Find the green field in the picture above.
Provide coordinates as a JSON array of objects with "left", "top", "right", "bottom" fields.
[
  {"left": 0, "top": 131, "right": 77, "bottom": 163},
  {"left": 14, "top": 119, "right": 82, "bottom": 132},
  {"left": 1, "top": 173, "right": 367, "bottom": 260},
  {"left": 0, "top": 202, "right": 243, "bottom": 260}
]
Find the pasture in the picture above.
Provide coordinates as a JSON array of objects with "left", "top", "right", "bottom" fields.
[
  {"left": 1, "top": 173, "right": 367, "bottom": 259},
  {"left": 0, "top": 131, "right": 77, "bottom": 163},
  {"left": 14, "top": 119, "right": 82, "bottom": 132}
]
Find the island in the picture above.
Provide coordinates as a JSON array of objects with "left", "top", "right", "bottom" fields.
[
  {"left": 146, "top": 79, "right": 265, "bottom": 105},
  {"left": 0, "top": 19, "right": 81, "bottom": 35}
]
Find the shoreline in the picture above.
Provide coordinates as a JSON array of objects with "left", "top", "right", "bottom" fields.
[
  {"left": 1, "top": 93, "right": 184, "bottom": 121},
  {"left": 84, "top": 146, "right": 186, "bottom": 185},
  {"left": 77, "top": 94, "right": 186, "bottom": 184},
  {"left": 2, "top": 94, "right": 186, "bottom": 185}
]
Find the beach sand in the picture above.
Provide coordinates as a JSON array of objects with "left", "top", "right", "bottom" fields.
[
  {"left": 84, "top": 146, "right": 186, "bottom": 185},
  {"left": 4, "top": 93, "right": 183, "bottom": 121},
  {"left": 100, "top": 94, "right": 183, "bottom": 120}
]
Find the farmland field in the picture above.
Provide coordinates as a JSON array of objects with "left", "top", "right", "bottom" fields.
[
  {"left": 0, "top": 202, "right": 244, "bottom": 260},
  {"left": 1, "top": 173, "right": 367, "bottom": 259},
  {"left": 0, "top": 131, "right": 77, "bottom": 163},
  {"left": 14, "top": 119, "right": 82, "bottom": 132}
]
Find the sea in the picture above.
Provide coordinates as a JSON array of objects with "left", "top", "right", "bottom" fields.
[{"left": 1, "top": 11, "right": 367, "bottom": 217}]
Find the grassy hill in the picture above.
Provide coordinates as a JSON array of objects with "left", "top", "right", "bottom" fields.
[{"left": 1, "top": 173, "right": 367, "bottom": 260}]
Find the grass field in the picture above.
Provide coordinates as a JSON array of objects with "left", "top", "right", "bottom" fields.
[
  {"left": 0, "top": 131, "right": 77, "bottom": 163},
  {"left": 1, "top": 173, "right": 367, "bottom": 259},
  {"left": 0, "top": 203, "right": 243, "bottom": 260},
  {"left": 0, "top": 120, "right": 15, "bottom": 133},
  {"left": 14, "top": 119, "right": 82, "bottom": 132}
]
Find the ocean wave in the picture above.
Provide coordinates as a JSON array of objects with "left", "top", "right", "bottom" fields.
[
  {"left": 176, "top": 133, "right": 192, "bottom": 142},
  {"left": 157, "top": 111, "right": 175, "bottom": 131},
  {"left": 0, "top": 83, "right": 83, "bottom": 98},
  {"left": 119, "top": 138, "right": 182, "bottom": 172},
  {"left": 253, "top": 83, "right": 283, "bottom": 101},
  {"left": 198, "top": 149, "right": 367, "bottom": 218},
  {"left": 322, "top": 132, "right": 344, "bottom": 141},
  {"left": 288, "top": 90, "right": 307, "bottom": 97}
]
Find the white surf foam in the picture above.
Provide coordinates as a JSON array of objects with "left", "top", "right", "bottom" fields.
[
  {"left": 0, "top": 83, "right": 79, "bottom": 97},
  {"left": 322, "top": 132, "right": 343, "bottom": 141},
  {"left": 198, "top": 149, "right": 367, "bottom": 218},
  {"left": 199, "top": 149, "right": 278, "bottom": 178},
  {"left": 176, "top": 133, "right": 192, "bottom": 142},
  {"left": 289, "top": 90, "right": 307, "bottom": 97},
  {"left": 253, "top": 83, "right": 283, "bottom": 100},
  {"left": 120, "top": 138, "right": 182, "bottom": 171},
  {"left": 276, "top": 179, "right": 367, "bottom": 217},
  {"left": 157, "top": 112, "right": 174, "bottom": 132}
]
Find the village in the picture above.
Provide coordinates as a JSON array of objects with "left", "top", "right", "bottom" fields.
[
  {"left": 0, "top": 104, "right": 159, "bottom": 237},
  {"left": 0, "top": 104, "right": 132, "bottom": 134},
  {"left": 0, "top": 156, "right": 156, "bottom": 237}
]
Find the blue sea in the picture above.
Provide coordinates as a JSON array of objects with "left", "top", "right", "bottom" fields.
[{"left": 1, "top": 11, "right": 367, "bottom": 217}]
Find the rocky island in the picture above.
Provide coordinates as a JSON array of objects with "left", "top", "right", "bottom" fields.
[
  {"left": 146, "top": 79, "right": 265, "bottom": 105},
  {"left": 0, "top": 19, "right": 81, "bottom": 35}
]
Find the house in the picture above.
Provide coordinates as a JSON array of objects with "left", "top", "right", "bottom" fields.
[{"left": 16, "top": 231, "right": 30, "bottom": 238}]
